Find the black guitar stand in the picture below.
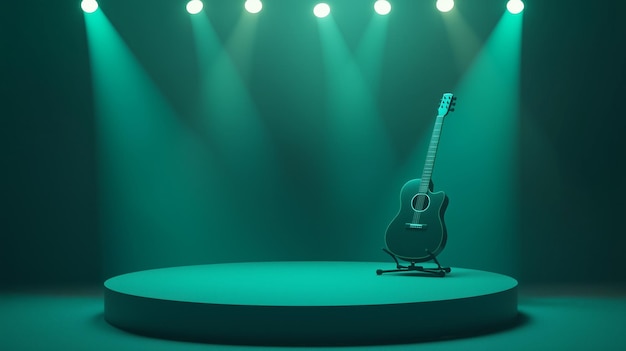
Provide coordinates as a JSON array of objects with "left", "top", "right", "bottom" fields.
[{"left": 376, "top": 248, "right": 451, "bottom": 277}]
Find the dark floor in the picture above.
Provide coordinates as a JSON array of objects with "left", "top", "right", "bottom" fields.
[{"left": 1, "top": 284, "right": 625, "bottom": 351}]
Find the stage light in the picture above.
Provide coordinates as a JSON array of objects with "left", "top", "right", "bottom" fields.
[
  {"left": 245, "top": 0, "right": 263, "bottom": 14},
  {"left": 81, "top": 0, "right": 98, "bottom": 13},
  {"left": 436, "top": 0, "right": 454, "bottom": 13},
  {"left": 186, "top": 0, "right": 204, "bottom": 15},
  {"left": 314, "top": 3, "right": 331, "bottom": 18},
  {"left": 374, "top": 0, "right": 391, "bottom": 15},
  {"left": 507, "top": 0, "right": 524, "bottom": 14}
]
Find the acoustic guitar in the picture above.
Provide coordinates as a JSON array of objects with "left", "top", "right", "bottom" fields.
[{"left": 384, "top": 93, "right": 456, "bottom": 262}]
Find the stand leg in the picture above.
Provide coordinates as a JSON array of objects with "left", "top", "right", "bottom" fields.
[
  {"left": 428, "top": 252, "right": 451, "bottom": 274},
  {"left": 382, "top": 248, "right": 405, "bottom": 269}
]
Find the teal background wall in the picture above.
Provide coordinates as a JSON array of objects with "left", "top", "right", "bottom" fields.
[{"left": 2, "top": 1, "right": 625, "bottom": 288}]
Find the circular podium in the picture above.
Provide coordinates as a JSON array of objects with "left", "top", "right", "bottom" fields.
[{"left": 104, "top": 261, "right": 518, "bottom": 345}]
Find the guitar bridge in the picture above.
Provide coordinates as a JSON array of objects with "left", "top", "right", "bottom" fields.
[{"left": 405, "top": 223, "right": 427, "bottom": 230}]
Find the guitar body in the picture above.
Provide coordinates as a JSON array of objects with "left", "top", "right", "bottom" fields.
[{"left": 384, "top": 178, "right": 449, "bottom": 262}]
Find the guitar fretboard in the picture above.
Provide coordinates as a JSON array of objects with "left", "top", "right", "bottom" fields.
[{"left": 418, "top": 114, "right": 446, "bottom": 194}]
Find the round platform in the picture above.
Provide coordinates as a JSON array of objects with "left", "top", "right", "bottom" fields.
[{"left": 104, "top": 261, "right": 518, "bottom": 345}]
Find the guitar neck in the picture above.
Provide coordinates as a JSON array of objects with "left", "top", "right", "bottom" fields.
[{"left": 419, "top": 114, "right": 446, "bottom": 193}]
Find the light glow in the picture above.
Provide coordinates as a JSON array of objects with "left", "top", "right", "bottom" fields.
[
  {"left": 186, "top": 0, "right": 204, "bottom": 15},
  {"left": 81, "top": 0, "right": 98, "bottom": 13},
  {"left": 374, "top": 0, "right": 391, "bottom": 15},
  {"left": 314, "top": 3, "right": 331, "bottom": 18},
  {"left": 245, "top": 0, "right": 263, "bottom": 14},
  {"left": 436, "top": 0, "right": 455, "bottom": 13},
  {"left": 507, "top": 0, "right": 525, "bottom": 14}
]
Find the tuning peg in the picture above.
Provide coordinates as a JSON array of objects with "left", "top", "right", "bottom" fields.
[{"left": 449, "top": 108, "right": 455, "bottom": 112}]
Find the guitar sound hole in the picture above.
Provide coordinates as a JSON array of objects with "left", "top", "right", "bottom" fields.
[{"left": 411, "top": 194, "right": 430, "bottom": 211}]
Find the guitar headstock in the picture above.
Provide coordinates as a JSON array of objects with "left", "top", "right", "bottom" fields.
[{"left": 437, "top": 93, "right": 457, "bottom": 117}]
